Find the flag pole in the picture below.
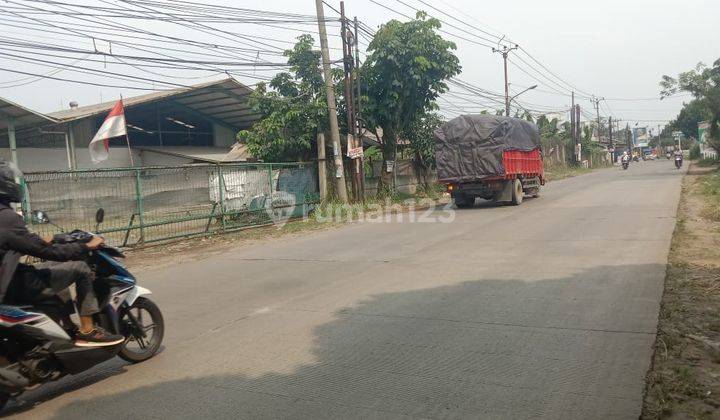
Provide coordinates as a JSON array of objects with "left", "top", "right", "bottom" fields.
[
  {"left": 125, "top": 133, "right": 135, "bottom": 167},
  {"left": 119, "top": 95, "right": 135, "bottom": 167}
]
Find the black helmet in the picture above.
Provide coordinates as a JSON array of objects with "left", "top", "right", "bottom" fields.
[{"left": 0, "top": 159, "right": 23, "bottom": 204}]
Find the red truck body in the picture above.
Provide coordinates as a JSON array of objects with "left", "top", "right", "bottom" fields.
[{"left": 499, "top": 149, "right": 544, "bottom": 182}]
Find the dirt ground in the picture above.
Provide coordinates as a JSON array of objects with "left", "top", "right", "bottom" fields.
[
  {"left": 123, "top": 217, "right": 342, "bottom": 272},
  {"left": 643, "top": 163, "right": 720, "bottom": 419},
  {"left": 122, "top": 196, "right": 451, "bottom": 272}
]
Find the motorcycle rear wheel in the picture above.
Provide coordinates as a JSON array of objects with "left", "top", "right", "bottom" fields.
[{"left": 118, "top": 297, "right": 164, "bottom": 363}]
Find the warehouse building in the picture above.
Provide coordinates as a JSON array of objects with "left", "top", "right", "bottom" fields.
[{"left": 0, "top": 77, "right": 259, "bottom": 172}]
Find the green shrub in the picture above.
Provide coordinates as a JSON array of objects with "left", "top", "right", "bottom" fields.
[
  {"left": 697, "top": 157, "right": 719, "bottom": 167},
  {"left": 689, "top": 144, "right": 701, "bottom": 160}
]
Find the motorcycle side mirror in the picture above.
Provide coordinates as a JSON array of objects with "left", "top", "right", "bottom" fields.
[
  {"left": 33, "top": 210, "right": 50, "bottom": 224},
  {"left": 95, "top": 208, "right": 105, "bottom": 225}
]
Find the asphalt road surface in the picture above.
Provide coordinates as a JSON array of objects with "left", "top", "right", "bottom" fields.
[{"left": 5, "top": 159, "right": 684, "bottom": 419}]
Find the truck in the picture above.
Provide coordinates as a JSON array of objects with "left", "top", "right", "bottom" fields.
[{"left": 435, "top": 115, "right": 544, "bottom": 207}]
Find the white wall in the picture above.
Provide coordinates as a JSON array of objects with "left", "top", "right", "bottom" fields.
[{"left": 0, "top": 147, "right": 140, "bottom": 172}]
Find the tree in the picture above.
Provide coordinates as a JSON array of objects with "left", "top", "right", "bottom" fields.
[
  {"left": 362, "top": 12, "right": 461, "bottom": 189},
  {"left": 404, "top": 112, "right": 444, "bottom": 187},
  {"left": 661, "top": 59, "right": 720, "bottom": 151},
  {"left": 238, "top": 35, "right": 342, "bottom": 162},
  {"left": 665, "top": 99, "right": 711, "bottom": 140}
]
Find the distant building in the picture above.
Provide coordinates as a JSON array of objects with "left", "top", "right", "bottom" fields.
[
  {"left": 0, "top": 78, "right": 260, "bottom": 172},
  {"left": 699, "top": 121, "right": 717, "bottom": 159}
]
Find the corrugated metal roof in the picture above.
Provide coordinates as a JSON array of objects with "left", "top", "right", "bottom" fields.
[
  {"left": 138, "top": 145, "right": 253, "bottom": 163},
  {"left": 47, "top": 77, "right": 260, "bottom": 129},
  {"left": 0, "top": 97, "right": 57, "bottom": 131}
]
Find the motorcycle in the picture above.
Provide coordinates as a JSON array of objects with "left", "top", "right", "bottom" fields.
[
  {"left": 0, "top": 209, "right": 164, "bottom": 411},
  {"left": 675, "top": 155, "right": 683, "bottom": 169},
  {"left": 666, "top": 152, "right": 672, "bottom": 160},
  {"left": 621, "top": 156, "right": 630, "bottom": 170}
]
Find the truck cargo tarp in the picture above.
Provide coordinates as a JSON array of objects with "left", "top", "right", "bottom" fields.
[{"left": 435, "top": 115, "right": 541, "bottom": 182}]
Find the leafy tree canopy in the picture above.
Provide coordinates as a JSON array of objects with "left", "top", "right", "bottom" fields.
[
  {"left": 238, "top": 35, "right": 342, "bottom": 162},
  {"left": 362, "top": 12, "right": 461, "bottom": 163},
  {"left": 661, "top": 59, "right": 720, "bottom": 150},
  {"left": 665, "top": 99, "right": 712, "bottom": 140}
]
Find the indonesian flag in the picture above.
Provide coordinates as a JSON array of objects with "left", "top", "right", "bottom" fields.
[{"left": 89, "top": 100, "right": 127, "bottom": 164}]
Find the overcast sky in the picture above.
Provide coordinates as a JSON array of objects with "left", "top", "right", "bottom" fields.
[{"left": 1, "top": 0, "right": 718, "bottom": 133}]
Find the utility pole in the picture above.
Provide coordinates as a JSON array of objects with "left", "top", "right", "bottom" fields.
[
  {"left": 626, "top": 123, "right": 631, "bottom": 153},
  {"left": 339, "top": 2, "right": 359, "bottom": 201},
  {"left": 609, "top": 116, "right": 613, "bottom": 149},
  {"left": 354, "top": 16, "right": 365, "bottom": 200},
  {"left": 575, "top": 104, "right": 582, "bottom": 164},
  {"left": 492, "top": 44, "right": 519, "bottom": 117},
  {"left": 575, "top": 104, "right": 581, "bottom": 153},
  {"left": 315, "top": 0, "right": 348, "bottom": 203},
  {"left": 570, "top": 92, "right": 576, "bottom": 163},
  {"left": 317, "top": 133, "right": 327, "bottom": 200},
  {"left": 593, "top": 97, "right": 603, "bottom": 144}
]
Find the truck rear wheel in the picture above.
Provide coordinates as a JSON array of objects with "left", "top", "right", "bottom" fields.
[
  {"left": 454, "top": 194, "right": 474, "bottom": 208},
  {"left": 511, "top": 179, "right": 524, "bottom": 206}
]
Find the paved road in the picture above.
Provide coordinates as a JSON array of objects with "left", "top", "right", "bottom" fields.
[{"left": 5, "top": 160, "right": 683, "bottom": 419}]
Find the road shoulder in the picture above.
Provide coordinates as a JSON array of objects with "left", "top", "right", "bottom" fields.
[{"left": 643, "top": 163, "right": 720, "bottom": 418}]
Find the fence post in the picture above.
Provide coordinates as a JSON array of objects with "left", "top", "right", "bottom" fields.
[
  {"left": 134, "top": 168, "right": 145, "bottom": 244},
  {"left": 267, "top": 163, "right": 274, "bottom": 196},
  {"left": 20, "top": 177, "right": 30, "bottom": 223},
  {"left": 217, "top": 164, "right": 226, "bottom": 231}
]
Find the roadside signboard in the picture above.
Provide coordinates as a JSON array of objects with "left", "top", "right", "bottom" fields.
[{"left": 347, "top": 147, "right": 364, "bottom": 159}]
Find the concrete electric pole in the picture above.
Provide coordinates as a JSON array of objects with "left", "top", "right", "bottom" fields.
[
  {"left": 571, "top": 92, "right": 576, "bottom": 163},
  {"left": 315, "top": 0, "right": 348, "bottom": 203},
  {"left": 492, "top": 44, "right": 519, "bottom": 117},
  {"left": 593, "top": 97, "right": 604, "bottom": 144}
]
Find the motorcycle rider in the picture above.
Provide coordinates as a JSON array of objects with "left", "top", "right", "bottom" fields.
[
  {"left": 621, "top": 151, "right": 631, "bottom": 164},
  {"left": 674, "top": 148, "right": 683, "bottom": 167},
  {"left": 0, "top": 159, "right": 124, "bottom": 347}
]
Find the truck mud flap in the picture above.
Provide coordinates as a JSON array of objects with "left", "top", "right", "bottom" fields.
[
  {"left": 521, "top": 177, "right": 541, "bottom": 192},
  {"left": 494, "top": 180, "right": 514, "bottom": 202}
]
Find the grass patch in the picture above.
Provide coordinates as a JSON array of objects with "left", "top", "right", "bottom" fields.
[
  {"left": 698, "top": 171, "right": 720, "bottom": 221},
  {"left": 696, "top": 157, "right": 719, "bottom": 168},
  {"left": 544, "top": 164, "right": 594, "bottom": 181},
  {"left": 313, "top": 188, "right": 446, "bottom": 223}
]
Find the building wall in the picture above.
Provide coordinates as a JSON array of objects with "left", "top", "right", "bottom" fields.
[
  {"left": 0, "top": 147, "right": 139, "bottom": 172},
  {"left": 70, "top": 118, "right": 96, "bottom": 147},
  {"left": 5, "top": 116, "right": 238, "bottom": 171},
  {"left": 212, "top": 123, "right": 237, "bottom": 147}
]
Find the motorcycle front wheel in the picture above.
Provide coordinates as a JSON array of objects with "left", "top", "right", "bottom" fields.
[{"left": 118, "top": 297, "right": 164, "bottom": 363}]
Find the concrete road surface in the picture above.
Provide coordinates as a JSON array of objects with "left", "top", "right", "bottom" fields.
[{"left": 4, "top": 160, "right": 684, "bottom": 419}]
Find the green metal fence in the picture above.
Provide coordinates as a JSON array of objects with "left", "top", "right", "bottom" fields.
[{"left": 21, "top": 163, "right": 319, "bottom": 247}]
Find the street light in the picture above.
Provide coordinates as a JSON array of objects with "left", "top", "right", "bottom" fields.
[{"left": 509, "top": 85, "right": 538, "bottom": 103}]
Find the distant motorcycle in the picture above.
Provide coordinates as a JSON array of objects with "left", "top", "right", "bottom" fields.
[
  {"left": 621, "top": 155, "right": 630, "bottom": 170},
  {"left": 675, "top": 154, "right": 683, "bottom": 169},
  {"left": 666, "top": 152, "right": 672, "bottom": 160}
]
